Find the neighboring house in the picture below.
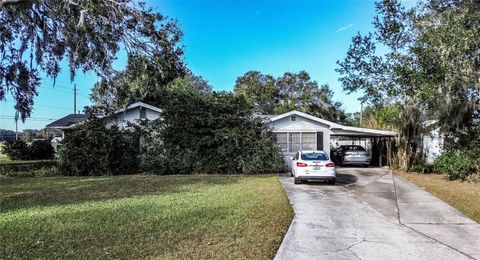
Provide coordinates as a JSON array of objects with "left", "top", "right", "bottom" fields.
[
  {"left": 263, "top": 111, "right": 397, "bottom": 167},
  {"left": 46, "top": 102, "right": 162, "bottom": 140},
  {"left": 423, "top": 120, "right": 444, "bottom": 165},
  {"left": 46, "top": 114, "right": 88, "bottom": 138},
  {"left": 104, "top": 102, "right": 162, "bottom": 128}
]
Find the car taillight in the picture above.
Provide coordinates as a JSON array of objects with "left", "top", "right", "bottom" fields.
[
  {"left": 296, "top": 162, "right": 308, "bottom": 167},
  {"left": 325, "top": 162, "right": 335, "bottom": 167}
]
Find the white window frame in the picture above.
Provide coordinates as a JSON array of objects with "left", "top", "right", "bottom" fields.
[{"left": 274, "top": 131, "right": 319, "bottom": 153}]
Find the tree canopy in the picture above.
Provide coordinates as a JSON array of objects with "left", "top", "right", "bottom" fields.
[
  {"left": 337, "top": 0, "right": 480, "bottom": 170},
  {"left": 337, "top": 0, "right": 479, "bottom": 134},
  {"left": 234, "top": 70, "right": 348, "bottom": 123},
  {"left": 0, "top": 0, "right": 184, "bottom": 121}
]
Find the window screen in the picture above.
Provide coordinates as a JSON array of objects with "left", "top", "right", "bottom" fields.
[
  {"left": 275, "top": 133, "right": 288, "bottom": 152},
  {"left": 289, "top": 133, "right": 301, "bottom": 152},
  {"left": 301, "top": 133, "right": 316, "bottom": 150},
  {"left": 140, "top": 108, "right": 147, "bottom": 119}
]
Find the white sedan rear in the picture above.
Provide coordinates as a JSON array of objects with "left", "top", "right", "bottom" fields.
[{"left": 291, "top": 150, "right": 336, "bottom": 185}]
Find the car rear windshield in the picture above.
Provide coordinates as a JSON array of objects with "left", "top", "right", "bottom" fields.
[
  {"left": 301, "top": 153, "right": 328, "bottom": 161},
  {"left": 343, "top": 146, "right": 366, "bottom": 151}
]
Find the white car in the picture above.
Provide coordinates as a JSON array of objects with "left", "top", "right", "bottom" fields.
[{"left": 290, "top": 150, "right": 336, "bottom": 185}]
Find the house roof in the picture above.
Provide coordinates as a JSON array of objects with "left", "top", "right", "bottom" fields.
[
  {"left": 266, "top": 110, "right": 397, "bottom": 137},
  {"left": 46, "top": 102, "right": 162, "bottom": 130},
  {"left": 46, "top": 114, "right": 87, "bottom": 129},
  {"left": 118, "top": 102, "right": 162, "bottom": 114}
]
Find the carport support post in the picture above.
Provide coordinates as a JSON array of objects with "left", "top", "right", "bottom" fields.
[
  {"left": 386, "top": 138, "right": 392, "bottom": 167},
  {"left": 378, "top": 138, "right": 383, "bottom": 167}
]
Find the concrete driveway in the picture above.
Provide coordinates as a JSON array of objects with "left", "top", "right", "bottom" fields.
[{"left": 275, "top": 167, "right": 480, "bottom": 260}]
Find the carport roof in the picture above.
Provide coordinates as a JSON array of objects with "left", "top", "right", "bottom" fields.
[{"left": 265, "top": 110, "right": 397, "bottom": 137}]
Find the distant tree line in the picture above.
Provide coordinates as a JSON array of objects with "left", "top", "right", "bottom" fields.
[
  {"left": 234, "top": 71, "right": 349, "bottom": 124},
  {"left": 0, "top": 128, "right": 62, "bottom": 142}
]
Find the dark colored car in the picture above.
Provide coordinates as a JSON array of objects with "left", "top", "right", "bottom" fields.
[{"left": 332, "top": 145, "right": 369, "bottom": 167}]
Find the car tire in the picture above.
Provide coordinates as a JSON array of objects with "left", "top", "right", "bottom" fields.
[
  {"left": 294, "top": 178, "right": 302, "bottom": 184},
  {"left": 290, "top": 172, "right": 294, "bottom": 177},
  {"left": 329, "top": 179, "right": 336, "bottom": 185}
]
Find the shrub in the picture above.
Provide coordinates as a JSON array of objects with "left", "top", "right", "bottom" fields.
[
  {"left": 0, "top": 161, "right": 58, "bottom": 177},
  {"left": 29, "top": 140, "right": 55, "bottom": 160},
  {"left": 1, "top": 140, "right": 30, "bottom": 160},
  {"left": 435, "top": 127, "right": 480, "bottom": 181},
  {"left": 141, "top": 86, "right": 286, "bottom": 175},
  {"left": 58, "top": 119, "right": 140, "bottom": 176},
  {"left": 435, "top": 150, "right": 476, "bottom": 181}
]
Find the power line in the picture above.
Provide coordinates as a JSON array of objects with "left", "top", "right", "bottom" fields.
[
  {"left": 37, "top": 85, "right": 90, "bottom": 98},
  {"left": 2, "top": 100, "right": 72, "bottom": 111},
  {"left": 0, "top": 115, "right": 55, "bottom": 120}
]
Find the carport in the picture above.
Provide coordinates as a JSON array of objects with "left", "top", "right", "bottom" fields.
[
  {"left": 264, "top": 111, "right": 397, "bottom": 167},
  {"left": 330, "top": 125, "right": 396, "bottom": 167}
]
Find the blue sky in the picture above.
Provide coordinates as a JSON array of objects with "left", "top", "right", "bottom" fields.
[{"left": 0, "top": 0, "right": 416, "bottom": 131}]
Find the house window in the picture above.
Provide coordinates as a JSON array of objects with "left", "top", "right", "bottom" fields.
[
  {"left": 275, "top": 132, "right": 318, "bottom": 153},
  {"left": 275, "top": 133, "right": 288, "bottom": 152},
  {"left": 289, "top": 133, "right": 301, "bottom": 152},
  {"left": 302, "top": 133, "right": 316, "bottom": 150},
  {"left": 140, "top": 108, "right": 147, "bottom": 119},
  {"left": 291, "top": 115, "right": 296, "bottom": 121}
]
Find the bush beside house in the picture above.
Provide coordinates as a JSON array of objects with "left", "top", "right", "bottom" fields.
[
  {"left": 58, "top": 119, "right": 140, "bottom": 176},
  {"left": 434, "top": 128, "right": 480, "bottom": 181},
  {"left": 1, "top": 140, "right": 54, "bottom": 160},
  {"left": 141, "top": 87, "right": 286, "bottom": 175}
]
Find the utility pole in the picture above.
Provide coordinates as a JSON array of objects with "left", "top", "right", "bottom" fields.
[{"left": 74, "top": 83, "right": 77, "bottom": 114}]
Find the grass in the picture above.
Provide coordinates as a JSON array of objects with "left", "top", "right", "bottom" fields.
[
  {"left": 396, "top": 172, "right": 480, "bottom": 223},
  {"left": 0, "top": 174, "right": 293, "bottom": 259}
]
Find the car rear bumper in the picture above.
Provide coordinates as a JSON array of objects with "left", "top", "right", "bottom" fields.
[
  {"left": 343, "top": 156, "right": 369, "bottom": 165},
  {"left": 342, "top": 161, "right": 369, "bottom": 165},
  {"left": 295, "top": 176, "right": 336, "bottom": 182}
]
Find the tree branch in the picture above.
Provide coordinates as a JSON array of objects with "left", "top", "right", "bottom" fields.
[{"left": 0, "top": 0, "right": 26, "bottom": 6}]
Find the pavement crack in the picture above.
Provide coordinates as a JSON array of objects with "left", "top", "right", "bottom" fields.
[
  {"left": 392, "top": 172, "right": 402, "bottom": 224},
  {"left": 327, "top": 238, "right": 367, "bottom": 254}
]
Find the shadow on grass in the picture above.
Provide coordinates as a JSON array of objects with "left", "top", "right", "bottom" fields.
[
  {"left": 0, "top": 174, "right": 245, "bottom": 213},
  {"left": 1, "top": 200, "right": 233, "bottom": 259}
]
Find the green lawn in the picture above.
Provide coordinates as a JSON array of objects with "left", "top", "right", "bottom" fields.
[
  {"left": 0, "top": 175, "right": 293, "bottom": 259},
  {"left": 396, "top": 172, "right": 480, "bottom": 223}
]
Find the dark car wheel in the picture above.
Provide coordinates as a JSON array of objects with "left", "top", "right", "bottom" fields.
[{"left": 294, "top": 178, "right": 302, "bottom": 184}]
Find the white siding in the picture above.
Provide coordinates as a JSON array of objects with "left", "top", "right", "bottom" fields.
[
  {"left": 423, "top": 128, "right": 444, "bottom": 165},
  {"left": 107, "top": 107, "right": 161, "bottom": 129},
  {"left": 268, "top": 115, "right": 332, "bottom": 167},
  {"left": 146, "top": 109, "right": 161, "bottom": 120}
]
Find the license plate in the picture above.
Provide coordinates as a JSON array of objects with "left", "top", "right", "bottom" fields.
[{"left": 313, "top": 166, "right": 322, "bottom": 170}]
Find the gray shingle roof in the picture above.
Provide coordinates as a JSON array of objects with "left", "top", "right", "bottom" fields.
[{"left": 46, "top": 114, "right": 87, "bottom": 129}]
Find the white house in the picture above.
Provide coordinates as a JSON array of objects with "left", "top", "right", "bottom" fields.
[
  {"left": 263, "top": 110, "right": 397, "bottom": 166},
  {"left": 423, "top": 120, "right": 444, "bottom": 165},
  {"left": 104, "top": 102, "right": 162, "bottom": 128},
  {"left": 46, "top": 102, "right": 161, "bottom": 138}
]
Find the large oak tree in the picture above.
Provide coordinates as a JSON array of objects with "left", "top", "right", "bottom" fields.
[
  {"left": 0, "top": 0, "right": 185, "bottom": 121},
  {"left": 336, "top": 0, "right": 480, "bottom": 170}
]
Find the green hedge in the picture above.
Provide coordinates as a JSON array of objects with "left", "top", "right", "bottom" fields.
[
  {"left": 435, "top": 128, "right": 480, "bottom": 181},
  {"left": 58, "top": 119, "right": 140, "bottom": 176},
  {"left": 141, "top": 87, "right": 286, "bottom": 175},
  {"left": 0, "top": 160, "right": 58, "bottom": 177}
]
